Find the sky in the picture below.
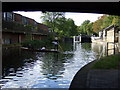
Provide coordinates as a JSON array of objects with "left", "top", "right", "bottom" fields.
[{"left": 14, "top": 11, "right": 104, "bottom": 26}]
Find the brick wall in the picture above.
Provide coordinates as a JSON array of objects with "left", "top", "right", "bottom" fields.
[
  {"left": 20, "top": 34, "right": 26, "bottom": 42},
  {"left": 2, "top": 32, "right": 19, "bottom": 44},
  {"left": 38, "top": 24, "right": 49, "bottom": 31},
  {"left": 33, "top": 34, "right": 47, "bottom": 40},
  {"left": 14, "top": 13, "right": 22, "bottom": 24},
  {"left": 2, "top": 31, "right": 48, "bottom": 44},
  {"left": 2, "top": 32, "right": 28, "bottom": 44},
  {"left": 28, "top": 18, "right": 35, "bottom": 26},
  {"left": 40, "top": 35, "right": 47, "bottom": 40},
  {"left": 33, "top": 35, "right": 41, "bottom": 40}
]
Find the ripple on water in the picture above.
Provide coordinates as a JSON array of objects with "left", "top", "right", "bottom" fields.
[
  {"left": 16, "top": 71, "right": 23, "bottom": 77},
  {"left": 31, "top": 83, "right": 48, "bottom": 88},
  {"left": 0, "top": 79, "right": 9, "bottom": 84},
  {"left": 4, "top": 76, "right": 14, "bottom": 80},
  {"left": 8, "top": 73, "right": 16, "bottom": 76},
  {"left": 16, "top": 74, "right": 23, "bottom": 77},
  {"left": 16, "top": 71, "right": 23, "bottom": 74},
  {"left": 55, "top": 75, "right": 64, "bottom": 78},
  {"left": 37, "top": 77, "right": 47, "bottom": 81},
  {"left": 46, "top": 74, "right": 52, "bottom": 76},
  {"left": 49, "top": 76, "right": 57, "bottom": 80},
  {"left": 22, "top": 67, "right": 29, "bottom": 71}
]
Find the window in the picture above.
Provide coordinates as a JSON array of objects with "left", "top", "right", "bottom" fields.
[
  {"left": 34, "top": 21, "right": 37, "bottom": 26},
  {"left": 2, "top": 12, "right": 6, "bottom": 20},
  {"left": 4, "top": 38, "right": 11, "bottom": 44},
  {"left": 22, "top": 17, "right": 28, "bottom": 25},
  {"left": 6, "top": 12, "right": 13, "bottom": 21}
]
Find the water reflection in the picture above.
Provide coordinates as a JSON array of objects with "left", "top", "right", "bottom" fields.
[
  {"left": 41, "top": 53, "right": 65, "bottom": 79},
  {"left": 2, "top": 47, "right": 37, "bottom": 78},
  {"left": 91, "top": 42, "right": 119, "bottom": 58},
  {"left": 91, "top": 43, "right": 106, "bottom": 58},
  {"left": 1, "top": 42, "right": 103, "bottom": 88}
]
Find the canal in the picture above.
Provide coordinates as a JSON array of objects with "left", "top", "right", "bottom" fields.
[{"left": 1, "top": 42, "right": 103, "bottom": 88}]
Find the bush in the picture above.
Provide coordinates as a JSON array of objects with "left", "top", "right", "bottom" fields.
[{"left": 21, "top": 39, "right": 52, "bottom": 49}]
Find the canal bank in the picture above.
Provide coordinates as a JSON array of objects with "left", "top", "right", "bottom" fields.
[{"left": 69, "top": 53, "right": 120, "bottom": 88}]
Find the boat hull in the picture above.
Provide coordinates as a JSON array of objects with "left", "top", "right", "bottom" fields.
[{"left": 21, "top": 47, "right": 59, "bottom": 53}]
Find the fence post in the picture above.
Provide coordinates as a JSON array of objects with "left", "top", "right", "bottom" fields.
[
  {"left": 107, "top": 42, "right": 108, "bottom": 56},
  {"left": 114, "top": 43, "right": 115, "bottom": 55}
]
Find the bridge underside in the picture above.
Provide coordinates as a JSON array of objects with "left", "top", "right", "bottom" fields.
[{"left": 2, "top": 2, "right": 120, "bottom": 16}]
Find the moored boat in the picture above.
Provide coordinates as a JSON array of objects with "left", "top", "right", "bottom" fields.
[{"left": 21, "top": 47, "right": 59, "bottom": 53}]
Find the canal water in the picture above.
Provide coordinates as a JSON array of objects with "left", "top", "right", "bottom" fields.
[{"left": 1, "top": 42, "right": 102, "bottom": 88}]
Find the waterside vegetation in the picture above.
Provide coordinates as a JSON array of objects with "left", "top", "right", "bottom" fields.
[
  {"left": 92, "top": 53, "right": 120, "bottom": 69},
  {"left": 21, "top": 39, "right": 52, "bottom": 49}
]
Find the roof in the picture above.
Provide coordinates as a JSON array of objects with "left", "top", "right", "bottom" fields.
[{"left": 13, "top": 12, "right": 41, "bottom": 25}]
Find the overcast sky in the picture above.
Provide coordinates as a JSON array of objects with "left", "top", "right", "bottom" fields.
[{"left": 14, "top": 11, "right": 104, "bottom": 26}]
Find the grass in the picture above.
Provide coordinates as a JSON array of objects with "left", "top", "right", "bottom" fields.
[{"left": 91, "top": 53, "right": 120, "bottom": 69}]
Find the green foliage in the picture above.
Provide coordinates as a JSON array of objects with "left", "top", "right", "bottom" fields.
[
  {"left": 78, "top": 20, "right": 93, "bottom": 35},
  {"left": 41, "top": 12, "right": 65, "bottom": 33},
  {"left": 93, "top": 15, "right": 120, "bottom": 33},
  {"left": 102, "top": 15, "right": 114, "bottom": 29},
  {"left": 66, "top": 18, "right": 78, "bottom": 36},
  {"left": 55, "top": 18, "right": 78, "bottom": 38},
  {"left": 21, "top": 39, "right": 52, "bottom": 49},
  {"left": 92, "top": 54, "right": 120, "bottom": 69},
  {"left": 22, "top": 40, "right": 43, "bottom": 49},
  {"left": 41, "top": 12, "right": 78, "bottom": 39},
  {"left": 93, "top": 15, "right": 106, "bottom": 33},
  {"left": 112, "top": 16, "right": 120, "bottom": 28}
]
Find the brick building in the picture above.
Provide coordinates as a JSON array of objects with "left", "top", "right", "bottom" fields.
[{"left": 2, "top": 12, "right": 49, "bottom": 44}]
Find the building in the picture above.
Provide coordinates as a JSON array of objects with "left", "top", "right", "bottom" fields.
[
  {"left": 99, "top": 25, "right": 119, "bottom": 43},
  {"left": 2, "top": 12, "right": 49, "bottom": 44},
  {"left": 92, "top": 25, "right": 120, "bottom": 43},
  {"left": 106, "top": 25, "right": 119, "bottom": 43},
  {"left": 91, "top": 25, "right": 120, "bottom": 54}
]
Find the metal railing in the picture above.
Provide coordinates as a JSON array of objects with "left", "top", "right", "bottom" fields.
[
  {"left": 106, "top": 42, "right": 119, "bottom": 56},
  {"left": 98, "top": 42, "right": 119, "bottom": 60},
  {"left": 98, "top": 48, "right": 104, "bottom": 60}
]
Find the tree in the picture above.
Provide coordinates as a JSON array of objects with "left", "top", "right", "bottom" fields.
[
  {"left": 54, "top": 17, "right": 78, "bottom": 38},
  {"left": 93, "top": 15, "right": 120, "bottom": 33},
  {"left": 86, "top": 23, "right": 93, "bottom": 35},
  {"left": 78, "top": 20, "right": 93, "bottom": 35},
  {"left": 102, "top": 15, "right": 114, "bottom": 29},
  {"left": 93, "top": 15, "right": 106, "bottom": 33},
  {"left": 112, "top": 15, "right": 120, "bottom": 27},
  {"left": 41, "top": 12, "right": 78, "bottom": 39},
  {"left": 64, "top": 18, "right": 78, "bottom": 37},
  {"left": 41, "top": 12, "right": 65, "bottom": 33}
]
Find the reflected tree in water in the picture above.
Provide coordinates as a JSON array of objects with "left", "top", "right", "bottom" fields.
[
  {"left": 2, "top": 47, "right": 37, "bottom": 77},
  {"left": 40, "top": 52, "right": 74, "bottom": 79},
  {"left": 40, "top": 53, "right": 65, "bottom": 79}
]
